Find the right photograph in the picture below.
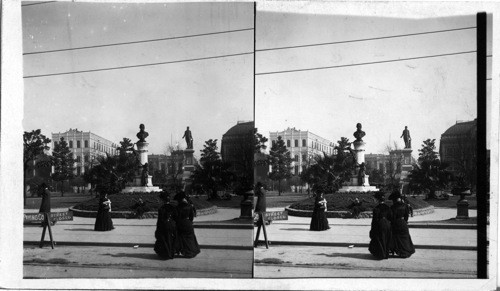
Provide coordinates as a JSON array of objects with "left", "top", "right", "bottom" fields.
[{"left": 253, "top": 8, "right": 492, "bottom": 279}]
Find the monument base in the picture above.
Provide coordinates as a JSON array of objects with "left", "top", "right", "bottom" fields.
[
  {"left": 338, "top": 185, "right": 379, "bottom": 193},
  {"left": 121, "top": 186, "right": 162, "bottom": 193}
]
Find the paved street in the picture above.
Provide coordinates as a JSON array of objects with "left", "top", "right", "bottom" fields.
[
  {"left": 24, "top": 208, "right": 253, "bottom": 278},
  {"left": 253, "top": 207, "right": 480, "bottom": 278}
]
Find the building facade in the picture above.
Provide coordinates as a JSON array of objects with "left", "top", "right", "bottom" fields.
[
  {"left": 221, "top": 121, "right": 254, "bottom": 177},
  {"left": 269, "top": 127, "right": 335, "bottom": 176},
  {"left": 439, "top": 119, "right": 477, "bottom": 187},
  {"left": 365, "top": 153, "right": 390, "bottom": 174},
  {"left": 52, "top": 128, "right": 119, "bottom": 176}
]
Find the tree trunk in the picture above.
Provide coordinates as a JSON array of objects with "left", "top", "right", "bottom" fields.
[
  {"left": 61, "top": 181, "right": 64, "bottom": 197},
  {"left": 278, "top": 180, "right": 281, "bottom": 196}
]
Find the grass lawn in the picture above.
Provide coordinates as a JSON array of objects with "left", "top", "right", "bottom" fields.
[{"left": 25, "top": 192, "right": 94, "bottom": 210}]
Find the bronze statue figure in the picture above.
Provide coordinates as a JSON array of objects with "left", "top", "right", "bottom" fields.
[
  {"left": 401, "top": 126, "right": 411, "bottom": 148},
  {"left": 137, "top": 124, "right": 149, "bottom": 142},
  {"left": 353, "top": 123, "right": 366, "bottom": 142},
  {"left": 182, "top": 126, "right": 193, "bottom": 149},
  {"left": 357, "top": 162, "right": 366, "bottom": 186},
  {"left": 141, "top": 163, "right": 149, "bottom": 186}
]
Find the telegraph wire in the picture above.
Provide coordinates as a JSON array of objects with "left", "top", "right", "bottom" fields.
[
  {"left": 24, "top": 51, "right": 254, "bottom": 79},
  {"left": 256, "top": 27, "right": 476, "bottom": 52},
  {"left": 256, "top": 51, "right": 476, "bottom": 76},
  {"left": 21, "top": 1, "right": 56, "bottom": 7},
  {"left": 24, "top": 28, "right": 254, "bottom": 55}
]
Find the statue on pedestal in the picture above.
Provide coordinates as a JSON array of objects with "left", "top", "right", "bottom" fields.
[
  {"left": 353, "top": 123, "right": 365, "bottom": 142},
  {"left": 182, "top": 126, "right": 193, "bottom": 149},
  {"left": 137, "top": 124, "right": 149, "bottom": 142},
  {"left": 401, "top": 126, "right": 411, "bottom": 148}
]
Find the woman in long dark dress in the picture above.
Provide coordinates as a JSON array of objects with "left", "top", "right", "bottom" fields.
[
  {"left": 174, "top": 192, "right": 200, "bottom": 258},
  {"left": 94, "top": 193, "right": 114, "bottom": 231},
  {"left": 368, "top": 192, "right": 393, "bottom": 260},
  {"left": 310, "top": 191, "right": 330, "bottom": 231},
  {"left": 154, "top": 192, "right": 178, "bottom": 260},
  {"left": 389, "top": 190, "right": 415, "bottom": 258}
]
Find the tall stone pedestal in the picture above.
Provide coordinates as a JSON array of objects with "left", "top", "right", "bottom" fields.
[
  {"left": 338, "top": 139, "right": 379, "bottom": 193},
  {"left": 182, "top": 149, "right": 196, "bottom": 195},
  {"left": 389, "top": 148, "right": 413, "bottom": 194},
  {"left": 122, "top": 138, "right": 161, "bottom": 193}
]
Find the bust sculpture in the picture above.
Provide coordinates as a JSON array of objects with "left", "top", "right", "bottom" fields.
[
  {"left": 136, "top": 124, "right": 149, "bottom": 142},
  {"left": 353, "top": 123, "right": 366, "bottom": 142}
]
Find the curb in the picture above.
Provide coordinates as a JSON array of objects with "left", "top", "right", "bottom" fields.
[
  {"left": 253, "top": 240, "right": 477, "bottom": 251},
  {"left": 285, "top": 206, "right": 435, "bottom": 218},
  {"left": 69, "top": 205, "right": 218, "bottom": 219},
  {"left": 24, "top": 241, "right": 253, "bottom": 251}
]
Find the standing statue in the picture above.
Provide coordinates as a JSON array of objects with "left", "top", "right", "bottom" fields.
[
  {"left": 182, "top": 126, "right": 193, "bottom": 149},
  {"left": 141, "top": 163, "right": 149, "bottom": 186},
  {"left": 353, "top": 123, "right": 366, "bottom": 142},
  {"left": 357, "top": 162, "right": 366, "bottom": 186},
  {"left": 137, "top": 124, "right": 149, "bottom": 142},
  {"left": 401, "top": 126, "right": 411, "bottom": 148}
]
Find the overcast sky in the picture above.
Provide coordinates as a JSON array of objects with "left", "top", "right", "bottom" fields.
[
  {"left": 23, "top": 2, "right": 254, "bottom": 155},
  {"left": 255, "top": 10, "right": 492, "bottom": 156}
]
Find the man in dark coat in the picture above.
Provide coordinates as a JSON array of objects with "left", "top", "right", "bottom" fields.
[{"left": 38, "top": 183, "right": 52, "bottom": 227}]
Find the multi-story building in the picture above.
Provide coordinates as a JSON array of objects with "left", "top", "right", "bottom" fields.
[
  {"left": 269, "top": 127, "right": 335, "bottom": 176},
  {"left": 221, "top": 121, "right": 254, "bottom": 177},
  {"left": 439, "top": 119, "right": 477, "bottom": 173},
  {"left": 52, "top": 128, "right": 119, "bottom": 176},
  {"left": 365, "top": 153, "right": 390, "bottom": 174}
]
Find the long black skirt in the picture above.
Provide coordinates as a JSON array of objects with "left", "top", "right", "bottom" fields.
[
  {"left": 94, "top": 209, "right": 114, "bottom": 231},
  {"left": 176, "top": 219, "right": 200, "bottom": 258},
  {"left": 154, "top": 222, "right": 177, "bottom": 260},
  {"left": 310, "top": 208, "right": 330, "bottom": 231},
  {"left": 368, "top": 217, "right": 392, "bottom": 260},
  {"left": 391, "top": 218, "right": 415, "bottom": 258}
]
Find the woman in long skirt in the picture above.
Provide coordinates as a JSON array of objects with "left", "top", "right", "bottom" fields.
[
  {"left": 389, "top": 190, "right": 415, "bottom": 258},
  {"left": 94, "top": 193, "right": 114, "bottom": 231},
  {"left": 174, "top": 191, "right": 200, "bottom": 258},
  {"left": 310, "top": 191, "right": 330, "bottom": 231},
  {"left": 154, "top": 192, "right": 178, "bottom": 260},
  {"left": 368, "top": 192, "right": 393, "bottom": 260}
]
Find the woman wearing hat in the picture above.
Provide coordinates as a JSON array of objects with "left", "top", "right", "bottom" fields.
[
  {"left": 389, "top": 190, "right": 415, "bottom": 258},
  {"left": 368, "top": 191, "right": 393, "bottom": 260},
  {"left": 174, "top": 191, "right": 200, "bottom": 258},
  {"left": 94, "top": 193, "right": 114, "bottom": 231},
  {"left": 309, "top": 190, "right": 330, "bottom": 231},
  {"left": 154, "top": 192, "right": 178, "bottom": 260}
]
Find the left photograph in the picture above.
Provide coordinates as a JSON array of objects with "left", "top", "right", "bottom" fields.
[{"left": 22, "top": 1, "right": 254, "bottom": 278}]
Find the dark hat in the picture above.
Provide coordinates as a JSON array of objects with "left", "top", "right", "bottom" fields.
[
  {"left": 159, "top": 191, "right": 170, "bottom": 202},
  {"left": 388, "top": 190, "right": 402, "bottom": 201},
  {"left": 40, "top": 183, "right": 48, "bottom": 189},
  {"left": 173, "top": 191, "right": 186, "bottom": 201},
  {"left": 373, "top": 191, "right": 385, "bottom": 200}
]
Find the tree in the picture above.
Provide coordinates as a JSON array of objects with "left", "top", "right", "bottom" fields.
[
  {"left": 408, "top": 139, "right": 452, "bottom": 199},
  {"left": 332, "top": 137, "right": 356, "bottom": 185},
  {"left": 267, "top": 136, "right": 292, "bottom": 196},
  {"left": 51, "top": 137, "right": 75, "bottom": 196},
  {"left": 192, "top": 139, "right": 234, "bottom": 200},
  {"left": 23, "top": 129, "right": 51, "bottom": 205},
  {"left": 385, "top": 141, "right": 404, "bottom": 191},
  {"left": 84, "top": 154, "right": 124, "bottom": 195},
  {"left": 116, "top": 137, "right": 139, "bottom": 184}
]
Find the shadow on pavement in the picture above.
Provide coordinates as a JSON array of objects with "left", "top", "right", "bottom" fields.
[
  {"left": 104, "top": 252, "right": 164, "bottom": 261},
  {"left": 64, "top": 228, "right": 95, "bottom": 231},
  {"left": 280, "top": 228, "right": 310, "bottom": 231},
  {"left": 316, "top": 252, "right": 377, "bottom": 261}
]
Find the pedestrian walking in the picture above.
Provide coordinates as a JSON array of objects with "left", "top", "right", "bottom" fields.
[
  {"left": 174, "top": 191, "right": 200, "bottom": 258},
  {"left": 154, "top": 192, "right": 178, "bottom": 260},
  {"left": 368, "top": 192, "right": 393, "bottom": 260},
  {"left": 94, "top": 193, "right": 114, "bottom": 231},
  {"left": 389, "top": 190, "right": 415, "bottom": 258},
  {"left": 309, "top": 191, "right": 330, "bottom": 231},
  {"left": 38, "top": 183, "right": 53, "bottom": 227}
]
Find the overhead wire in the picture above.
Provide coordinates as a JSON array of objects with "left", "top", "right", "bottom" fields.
[
  {"left": 24, "top": 28, "right": 254, "bottom": 55},
  {"left": 24, "top": 52, "right": 254, "bottom": 79},
  {"left": 256, "top": 51, "right": 476, "bottom": 76}
]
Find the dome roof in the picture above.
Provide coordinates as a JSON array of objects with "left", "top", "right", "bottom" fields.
[
  {"left": 223, "top": 121, "right": 254, "bottom": 137},
  {"left": 442, "top": 119, "right": 476, "bottom": 137}
]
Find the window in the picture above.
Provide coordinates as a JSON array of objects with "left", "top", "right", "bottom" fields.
[
  {"left": 302, "top": 139, "right": 306, "bottom": 147},
  {"left": 287, "top": 140, "right": 291, "bottom": 147},
  {"left": 84, "top": 155, "right": 89, "bottom": 163},
  {"left": 77, "top": 140, "right": 81, "bottom": 148},
  {"left": 295, "top": 139, "right": 298, "bottom": 147},
  {"left": 294, "top": 165, "right": 299, "bottom": 175},
  {"left": 69, "top": 140, "right": 73, "bottom": 148},
  {"left": 272, "top": 140, "right": 276, "bottom": 147},
  {"left": 302, "top": 154, "right": 307, "bottom": 162},
  {"left": 294, "top": 155, "right": 299, "bottom": 162},
  {"left": 77, "top": 167, "right": 81, "bottom": 176},
  {"left": 84, "top": 140, "right": 89, "bottom": 148}
]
